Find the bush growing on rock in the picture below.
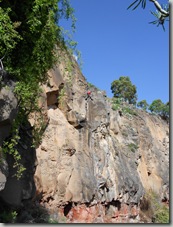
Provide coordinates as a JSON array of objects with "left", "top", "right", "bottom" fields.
[{"left": 140, "top": 189, "right": 169, "bottom": 223}]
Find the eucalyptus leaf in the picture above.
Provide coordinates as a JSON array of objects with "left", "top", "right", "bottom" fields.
[
  {"left": 127, "top": 0, "right": 139, "bottom": 10},
  {"left": 127, "top": 0, "right": 147, "bottom": 10}
]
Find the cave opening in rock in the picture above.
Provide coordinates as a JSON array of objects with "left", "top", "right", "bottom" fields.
[{"left": 64, "top": 202, "right": 72, "bottom": 216}]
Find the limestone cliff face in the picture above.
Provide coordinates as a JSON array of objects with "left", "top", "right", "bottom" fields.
[
  {"left": 0, "top": 56, "right": 169, "bottom": 223},
  {"left": 33, "top": 57, "right": 169, "bottom": 223}
]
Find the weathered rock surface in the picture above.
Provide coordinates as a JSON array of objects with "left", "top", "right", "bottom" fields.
[
  {"left": 33, "top": 58, "right": 169, "bottom": 223},
  {"left": 0, "top": 57, "right": 169, "bottom": 223},
  {"left": 0, "top": 78, "right": 18, "bottom": 193},
  {"left": 0, "top": 79, "right": 18, "bottom": 146},
  {"left": 0, "top": 77, "right": 36, "bottom": 206}
]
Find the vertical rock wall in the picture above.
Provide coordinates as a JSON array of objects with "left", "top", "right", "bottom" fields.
[
  {"left": 33, "top": 58, "right": 169, "bottom": 223},
  {"left": 0, "top": 57, "right": 169, "bottom": 223}
]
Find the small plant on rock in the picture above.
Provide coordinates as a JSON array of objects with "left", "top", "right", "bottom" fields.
[
  {"left": 0, "top": 210, "right": 18, "bottom": 223},
  {"left": 140, "top": 189, "right": 169, "bottom": 223},
  {"left": 127, "top": 143, "right": 139, "bottom": 152}
]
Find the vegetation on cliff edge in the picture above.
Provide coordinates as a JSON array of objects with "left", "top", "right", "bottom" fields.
[{"left": 0, "top": 0, "right": 77, "bottom": 178}]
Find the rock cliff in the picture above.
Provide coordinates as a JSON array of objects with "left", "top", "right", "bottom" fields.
[
  {"left": 0, "top": 54, "right": 169, "bottom": 223},
  {"left": 0, "top": 76, "right": 18, "bottom": 193}
]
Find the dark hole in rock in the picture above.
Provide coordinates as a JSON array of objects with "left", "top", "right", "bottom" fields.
[{"left": 64, "top": 202, "right": 72, "bottom": 216}]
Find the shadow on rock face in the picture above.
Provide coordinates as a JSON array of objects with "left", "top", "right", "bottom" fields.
[
  {"left": 0, "top": 120, "right": 38, "bottom": 223},
  {"left": 0, "top": 79, "right": 18, "bottom": 146},
  {"left": 0, "top": 116, "right": 60, "bottom": 223}
]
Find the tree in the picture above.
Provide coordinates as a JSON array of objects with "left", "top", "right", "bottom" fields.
[
  {"left": 148, "top": 99, "right": 169, "bottom": 120},
  {"left": 161, "top": 101, "right": 169, "bottom": 120},
  {"left": 137, "top": 100, "right": 149, "bottom": 111},
  {"left": 149, "top": 99, "right": 163, "bottom": 114},
  {"left": 111, "top": 76, "right": 137, "bottom": 105},
  {"left": 128, "top": 0, "right": 169, "bottom": 30}
]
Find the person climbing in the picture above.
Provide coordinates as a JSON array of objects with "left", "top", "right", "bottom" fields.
[{"left": 85, "top": 90, "right": 93, "bottom": 101}]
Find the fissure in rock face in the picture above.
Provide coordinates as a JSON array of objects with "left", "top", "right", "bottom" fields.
[{"left": 0, "top": 56, "right": 169, "bottom": 223}]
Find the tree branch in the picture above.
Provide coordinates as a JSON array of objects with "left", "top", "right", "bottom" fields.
[
  {"left": 0, "top": 60, "right": 3, "bottom": 70},
  {"left": 149, "top": 0, "right": 169, "bottom": 16},
  {"left": 0, "top": 54, "right": 7, "bottom": 70}
]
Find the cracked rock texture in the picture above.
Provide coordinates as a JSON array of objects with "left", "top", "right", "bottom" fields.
[
  {"left": 33, "top": 57, "right": 169, "bottom": 223},
  {"left": 0, "top": 56, "right": 169, "bottom": 223}
]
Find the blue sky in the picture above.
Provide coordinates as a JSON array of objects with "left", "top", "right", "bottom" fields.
[{"left": 60, "top": 0, "right": 169, "bottom": 105}]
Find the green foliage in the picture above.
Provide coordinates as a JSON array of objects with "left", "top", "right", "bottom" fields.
[
  {"left": 140, "top": 189, "right": 169, "bottom": 223},
  {"left": 48, "top": 220, "right": 58, "bottom": 223},
  {"left": 111, "top": 98, "right": 137, "bottom": 120},
  {"left": 127, "top": 143, "right": 139, "bottom": 152},
  {"left": 111, "top": 97, "right": 123, "bottom": 111},
  {"left": 1, "top": 2, "right": 52, "bottom": 78},
  {"left": 87, "top": 82, "right": 95, "bottom": 88},
  {"left": 32, "top": 114, "right": 49, "bottom": 148},
  {"left": 112, "top": 103, "right": 120, "bottom": 111},
  {"left": 2, "top": 128, "right": 26, "bottom": 179},
  {"left": 64, "top": 58, "right": 74, "bottom": 86},
  {"left": 149, "top": 99, "right": 163, "bottom": 114},
  {"left": 149, "top": 99, "right": 169, "bottom": 120},
  {"left": 162, "top": 101, "right": 169, "bottom": 119},
  {"left": 149, "top": 190, "right": 169, "bottom": 223},
  {"left": 149, "top": 3, "right": 169, "bottom": 31},
  {"left": 122, "top": 106, "right": 137, "bottom": 116},
  {"left": 111, "top": 76, "right": 137, "bottom": 105},
  {"left": 0, "top": 0, "right": 77, "bottom": 178},
  {"left": 127, "top": 0, "right": 169, "bottom": 30},
  {"left": 127, "top": 0, "right": 147, "bottom": 10},
  {"left": 57, "top": 87, "right": 66, "bottom": 108},
  {"left": 14, "top": 82, "right": 42, "bottom": 116},
  {"left": 137, "top": 99, "right": 149, "bottom": 111},
  {"left": 87, "top": 82, "right": 100, "bottom": 90},
  {"left": 0, "top": 210, "right": 18, "bottom": 223},
  {"left": 0, "top": 0, "right": 77, "bottom": 85},
  {"left": 154, "top": 205, "right": 169, "bottom": 223},
  {"left": 0, "top": 7, "right": 21, "bottom": 57},
  {"left": 48, "top": 218, "right": 59, "bottom": 224}
]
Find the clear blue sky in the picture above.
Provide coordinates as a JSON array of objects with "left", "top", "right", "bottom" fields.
[{"left": 60, "top": 0, "right": 169, "bottom": 105}]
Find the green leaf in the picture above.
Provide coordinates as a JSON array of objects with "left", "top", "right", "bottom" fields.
[
  {"left": 127, "top": 0, "right": 147, "bottom": 10},
  {"left": 127, "top": 0, "right": 139, "bottom": 10}
]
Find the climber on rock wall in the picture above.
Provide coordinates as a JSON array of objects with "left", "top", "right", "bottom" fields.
[{"left": 85, "top": 90, "right": 93, "bottom": 101}]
